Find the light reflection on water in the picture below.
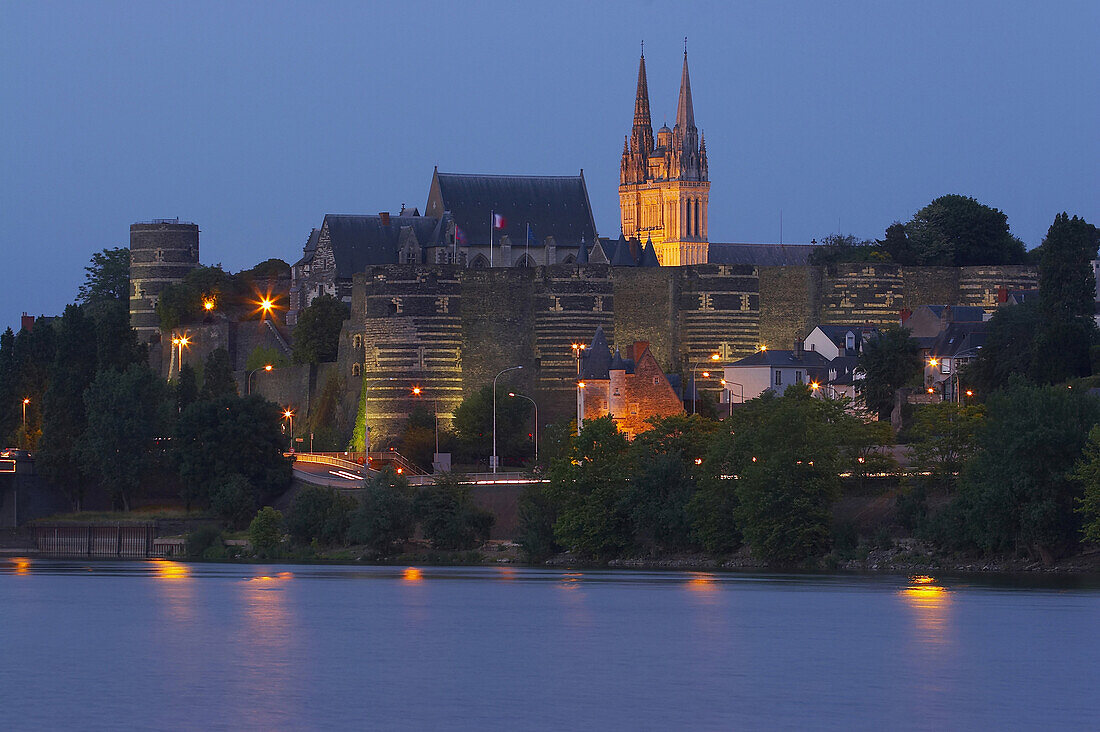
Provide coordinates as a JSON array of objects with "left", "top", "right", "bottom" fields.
[{"left": 1, "top": 559, "right": 1098, "bottom": 730}]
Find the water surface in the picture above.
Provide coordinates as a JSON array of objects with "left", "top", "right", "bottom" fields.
[{"left": 1, "top": 560, "right": 1097, "bottom": 730}]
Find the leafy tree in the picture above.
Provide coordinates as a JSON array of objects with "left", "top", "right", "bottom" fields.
[
  {"left": 946, "top": 379, "right": 1100, "bottom": 562},
  {"left": 308, "top": 370, "right": 348, "bottom": 451},
  {"left": 291, "top": 294, "right": 348, "bottom": 365},
  {"left": 908, "top": 402, "right": 985, "bottom": 490},
  {"left": 346, "top": 468, "right": 416, "bottom": 553},
  {"left": 452, "top": 384, "right": 532, "bottom": 464},
  {"left": 516, "top": 482, "right": 561, "bottom": 561},
  {"left": 249, "top": 507, "right": 283, "bottom": 557},
  {"left": 414, "top": 473, "right": 494, "bottom": 550},
  {"left": 966, "top": 301, "right": 1042, "bottom": 394},
  {"left": 176, "top": 364, "right": 199, "bottom": 413},
  {"left": 200, "top": 347, "right": 237, "bottom": 400},
  {"left": 880, "top": 222, "right": 917, "bottom": 264},
  {"left": 36, "top": 305, "right": 99, "bottom": 510},
  {"left": 545, "top": 416, "right": 633, "bottom": 557},
  {"left": 808, "top": 234, "right": 888, "bottom": 266},
  {"left": 156, "top": 265, "right": 235, "bottom": 331},
  {"left": 245, "top": 258, "right": 291, "bottom": 280},
  {"left": 173, "top": 394, "right": 292, "bottom": 509},
  {"left": 856, "top": 326, "right": 922, "bottom": 420},
  {"left": 93, "top": 299, "right": 145, "bottom": 373},
  {"left": 0, "top": 328, "right": 15, "bottom": 444},
  {"left": 210, "top": 473, "right": 258, "bottom": 529},
  {"left": 245, "top": 345, "right": 289, "bottom": 371},
  {"left": 285, "top": 486, "right": 356, "bottom": 545},
  {"left": 730, "top": 386, "right": 843, "bottom": 564},
  {"left": 1034, "top": 213, "right": 1100, "bottom": 384},
  {"left": 905, "top": 194, "right": 1027, "bottom": 266},
  {"left": 1072, "top": 426, "right": 1100, "bottom": 543},
  {"left": 398, "top": 404, "right": 439, "bottom": 471},
  {"left": 8, "top": 321, "right": 57, "bottom": 449},
  {"left": 75, "top": 364, "right": 171, "bottom": 511},
  {"left": 837, "top": 412, "right": 897, "bottom": 488},
  {"left": 79, "top": 247, "right": 130, "bottom": 309}
]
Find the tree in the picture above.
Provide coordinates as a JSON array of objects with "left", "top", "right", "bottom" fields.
[
  {"left": 93, "top": 299, "right": 145, "bottom": 373},
  {"left": 856, "top": 326, "right": 922, "bottom": 420},
  {"left": 176, "top": 364, "right": 199, "bottom": 413},
  {"left": 880, "top": 222, "right": 917, "bottom": 264},
  {"left": 36, "top": 305, "right": 99, "bottom": 510},
  {"left": 908, "top": 402, "right": 985, "bottom": 491},
  {"left": 1072, "top": 426, "right": 1100, "bottom": 543},
  {"left": 308, "top": 371, "right": 348, "bottom": 451},
  {"left": 905, "top": 194, "right": 1027, "bottom": 266},
  {"left": 452, "top": 384, "right": 532, "bottom": 463},
  {"left": 173, "top": 394, "right": 292, "bottom": 510},
  {"left": 398, "top": 404, "right": 439, "bottom": 471},
  {"left": 155, "top": 265, "right": 235, "bottom": 331},
  {"left": 807, "top": 234, "right": 888, "bottom": 266},
  {"left": 414, "top": 473, "right": 494, "bottom": 550},
  {"left": 249, "top": 507, "right": 283, "bottom": 558},
  {"left": 947, "top": 379, "right": 1100, "bottom": 562},
  {"left": 0, "top": 328, "right": 15, "bottom": 444},
  {"left": 346, "top": 468, "right": 416, "bottom": 553},
  {"left": 200, "top": 348, "right": 237, "bottom": 400},
  {"left": 728, "top": 387, "right": 843, "bottom": 564},
  {"left": 79, "top": 247, "right": 130, "bottom": 309},
  {"left": 8, "top": 320, "right": 57, "bottom": 448},
  {"left": 291, "top": 294, "right": 348, "bottom": 364},
  {"left": 545, "top": 416, "right": 633, "bottom": 557},
  {"left": 75, "top": 364, "right": 171, "bottom": 511},
  {"left": 210, "top": 473, "right": 257, "bottom": 529},
  {"left": 1034, "top": 213, "right": 1100, "bottom": 384},
  {"left": 966, "top": 301, "right": 1042, "bottom": 394},
  {"left": 285, "top": 486, "right": 356, "bottom": 545}
]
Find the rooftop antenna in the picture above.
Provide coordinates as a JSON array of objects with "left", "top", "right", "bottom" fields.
[
  {"left": 641, "top": 39, "right": 644, "bottom": 56},
  {"left": 684, "top": 36, "right": 688, "bottom": 54}
]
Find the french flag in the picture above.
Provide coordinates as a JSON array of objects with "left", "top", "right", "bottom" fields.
[{"left": 492, "top": 212, "right": 507, "bottom": 230}]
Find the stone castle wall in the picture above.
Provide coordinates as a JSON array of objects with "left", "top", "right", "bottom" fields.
[
  {"left": 129, "top": 222, "right": 199, "bottom": 341},
  {"left": 337, "top": 263, "right": 1038, "bottom": 445}
]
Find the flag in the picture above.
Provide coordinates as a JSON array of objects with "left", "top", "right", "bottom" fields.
[
  {"left": 492, "top": 212, "right": 507, "bottom": 229},
  {"left": 454, "top": 225, "right": 467, "bottom": 245},
  {"left": 527, "top": 224, "right": 538, "bottom": 248}
]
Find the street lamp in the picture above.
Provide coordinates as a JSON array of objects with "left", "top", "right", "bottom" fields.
[
  {"left": 720, "top": 380, "right": 744, "bottom": 417},
  {"left": 170, "top": 334, "right": 191, "bottom": 379},
  {"left": 690, "top": 353, "right": 721, "bottom": 415},
  {"left": 570, "top": 342, "right": 587, "bottom": 377},
  {"left": 22, "top": 398, "right": 29, "bottom": 429},
  {"left": 492, "top": 365, "right": 523, "bottom": 473},
  {"left": 247, "top": 364, "right": 273, "bottom": 395},
  {"left": 508, "top": 391, "right": 538, "bottom": 462},
  {"left": 283, "top": 408, "right": 295, "bottom": 453},
  {"left": 576, "top": 381, "right": 586, "bottom": 436}
]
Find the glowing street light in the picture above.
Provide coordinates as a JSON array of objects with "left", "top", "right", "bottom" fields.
[
  {"left": 283, "top": 408, "right": 295, "bottom": 453},
  {"left": 691, "top": 353, "right": 721, "bottom": 415},
  {"left": 202, "top": 298, "right": 215, "bottom": 312},
  {"left": 170, "top": 334, "right": 191, "bottom": 379},
  {"left": 928, "top": 358, "right": 939, "bottom": 368},
  {"left": 247, "top": 364, "right": 274, "bottom": 395},
  {"left": 576, "top": 380, "right": 586, "bottom": 436},
  {"left": 22, "top": 398, "right": 29, "bottom": 428}
]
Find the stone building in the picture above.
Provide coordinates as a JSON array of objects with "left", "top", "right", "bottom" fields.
[
  {"left": 619, "top": 50, "right": 710, "bottom": 266},
  {"left": 129, "top": 220, "right": 200, "bottom": 341},
  {"left": 577, "top": 327, "right": 684, "bottom": 437}
]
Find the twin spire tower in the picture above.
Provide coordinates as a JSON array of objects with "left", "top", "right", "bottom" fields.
[{"left": 619, "top": 47, "right": 710, "bottom": 266}]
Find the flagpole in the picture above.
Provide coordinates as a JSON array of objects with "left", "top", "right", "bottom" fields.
[
  {"left": 490, "top": 210, "right": 494, "bottom": 267},
  {"left": 526, "top": 222, "right": 530, "bottom": 266}
]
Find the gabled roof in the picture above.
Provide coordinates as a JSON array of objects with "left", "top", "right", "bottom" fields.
[
  {"left": 426, "top": 171, "right": 598, "bottom": 248},
  {"left": 294, "top": 228, "right": 322, "bottom": 268},
  {"left": 929, "top": 321, "right": 987, "bottom": 359},
  {"left": 579, "top": 326, "right": 613, "bottom": 380},
  {"left": 639, "top": 241, "right": 661, "bottom": 267},
  {"left": 322, "top": 214, "right": 446, "bottom": 278},
  {"left": 826, "top": 355, "right": 861, "bottom": 385},
  {"left": 811, "top": 323, "right": 878, "bottom": 353},
  {"left": 921, "top": 305, "right": 986, "bottom": 322},
  {"left": 707, "top": 242, "right": 814, "bottom": 266},
  {"left": 729, "top": 349, "right": 831, "bottom": 369}
]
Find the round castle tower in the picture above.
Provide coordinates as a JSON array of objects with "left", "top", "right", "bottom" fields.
[{"left": 129, "top": 220, "right": 199, "bottom": 341}]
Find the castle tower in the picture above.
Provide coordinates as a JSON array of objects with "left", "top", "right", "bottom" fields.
[
  {"left": 619, "top": 49, "right": 710, "bottom": 266},
  {"left": 129, "top": 220, "right": 200, "bottom": 341}
]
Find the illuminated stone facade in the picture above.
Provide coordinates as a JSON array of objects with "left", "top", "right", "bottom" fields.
[{"left": 619, "top": 51, "right": 709, "bottom": 266}]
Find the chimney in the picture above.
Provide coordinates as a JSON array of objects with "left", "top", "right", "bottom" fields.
[
  {"left": 793, "top": 339, "right": 803, "bottom": 357},
  {"left": 899, "top": 308, "right": 912, "bottom": 324},
  {"left": 997, "top": 285, "right": 1008, "bottom": 303},
  {"left": 20, "top": 312, "right": 34, "bottom": 332},
  {"left": 379, "top": 212, "right": 391, "bottom": 226},
  {"left": 633, "top": 341, "right": 649, "bottom": 361}
]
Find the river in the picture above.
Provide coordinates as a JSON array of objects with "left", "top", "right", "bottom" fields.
[{"left": 1, "top": 559, "right": 1097, "bottom": 730}]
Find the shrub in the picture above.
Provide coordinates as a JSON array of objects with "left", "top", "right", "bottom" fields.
[
  {"left": 285, "top": 487, "right": 355, "bottom": 546},
  {"left": 210, "top": 474, "right": 257, "bottom": 529},
  {"left": 186, "top": 525, "right": 222, "bottom": 558},
  {"left": 415, "top": 474, "right": 494, "bottom": 551},
  {"left": 249, "top": 506, "right": 283, "bottom": 557},
  {"left": 346, "top": 470, "right": 415, "bottom": 554}
]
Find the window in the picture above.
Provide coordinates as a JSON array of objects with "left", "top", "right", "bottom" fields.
[
  {"left": 796, "top": 371, "right": 803, "bottom": 384},
  {"left": 941, "top": 358, "right": 951, "bottom": 374},
  {"left": 653, "top": 376, "right": 660, "bottom": 386},
  {"left": 775, "top": 370, "right": 782, "bottom": 386},
  {"left": 351, "top": 363, "right": 361, "bottom": 377},
  {"left": 352, "top": 334, "right": 362, "bottom": 349},
  {"left": 630, "top": 403, "right": 639, "bottom": 415}
]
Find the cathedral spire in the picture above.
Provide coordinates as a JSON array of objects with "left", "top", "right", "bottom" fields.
[
  {"left": 675, "top": 49, "right": 696, "bottom": 133},
  {"left": 630, "top": 50, "right": 654, "bottom": 155}
]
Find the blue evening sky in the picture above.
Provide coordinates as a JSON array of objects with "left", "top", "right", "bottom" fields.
[{"left": 2, "top": 1, "right": 1098, "bottom": 333}]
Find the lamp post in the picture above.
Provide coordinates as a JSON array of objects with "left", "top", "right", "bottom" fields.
[
  {"left": 22, "top": 398, "right": 29, "bottom": 429},
  {"left": 283, "top": 408, "right": 295, "bottom": 453},
  {"left": 170, "top": 334, "right": 190, "bottom": 380},
  {"left": 508, "top": 391, "right": 538, "bottom": 462},
  {"left": 492, "top": 365, "right": 523, "bottom": 473},
  {"left": 247, "top": 364, "right": 273, "bottom": 395},
  {"left": 720, "top": 380, "right": 743, "bottom": 417},
  {"left": 570, "top": 342, "right": 586, "bottom": 377},
  {"left": 690, "top": 353, "right": 721, "bottom": 415},
  {"left": 576, "top": 381, "right": 586, "bottom": 436}
]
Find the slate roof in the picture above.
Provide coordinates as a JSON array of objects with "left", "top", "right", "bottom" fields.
[
  {"left": 812, "top": 324, "right": 878, "bottom": 354},
  {"left": 579, "top": 326, "right": 613, "bottom": 380},
  {"left": 294, "top": 228, "right": 322, "bottom": 268},
  {"left": 708, "top": 242, "right": 815, "bottom": 266},
  {"left": 322, "top": 214, "right": 447, "bottom": 278},
  {"left": 728, "top": 349, "right": 831, "bottom": 369},
  {"left": 427, "top": 171, "right": 598, "bottom": 248},
  {"left": 826, "top": 355, "right": 861, "bottom": 385},
  {"left": 929, "top": 321, "right": 987, "bottom": 359},
  {"left": 924, "top": 305, "right": 986, "bottom": 322}
]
